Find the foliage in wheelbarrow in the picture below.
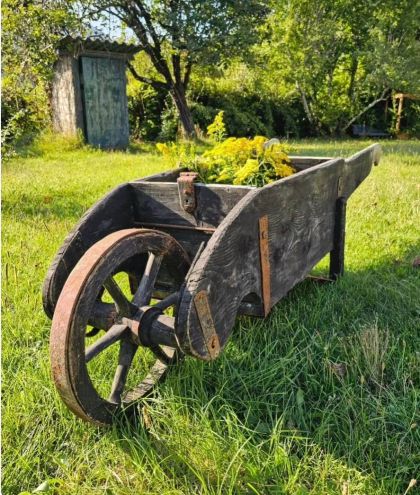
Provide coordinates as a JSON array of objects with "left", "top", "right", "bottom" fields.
[{"left": 156, "top": 136, "right": 296, "bottom": 187}]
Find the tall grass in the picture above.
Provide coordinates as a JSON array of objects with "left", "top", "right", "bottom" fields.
[{"left": 2, "top": 137, "right": 419, "bottom": 494}]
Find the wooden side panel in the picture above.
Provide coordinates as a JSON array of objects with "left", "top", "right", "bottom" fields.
[
  {"left": 43, "top": 184, "right": 135, "bottom": 318},
  {"left": 81, "top": 56, "right": 129, "bottom": 149},
  {"left": 341, "top": 144, "right": 381, "bottom": 198},
  {"left": 178, "top": 145, "right": 380, "bottom": 361},
  {"left": 129, "top": 182, "right": 253, "bottom": 228},
  {"left": 290, "top": 156, "right": 332, "bottom": 171},
  {"left": 133, "top": 223, "right": 212, "bottom": 261},
  {"left": 136, "top": 168, "right": 186, "bottom": 183},
  {"left": 177, "top": 159, "right": 346, "bottom": 360}
]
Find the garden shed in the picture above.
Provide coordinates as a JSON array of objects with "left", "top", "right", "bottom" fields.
[{"left": 52, "top": 36, "right": 140, "bottom": 149}]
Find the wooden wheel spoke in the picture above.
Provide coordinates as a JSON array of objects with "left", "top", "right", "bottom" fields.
[
  {"left": 150, "top": 345, "right": 175, "bottom": 365},
  {"left": 103, "top": 277, "right": 134, "bottom": 317},
  {"left": 89, "top": 301, "right": 117, "bottom": 331},
  {"left": 132, "top": 253, "right": 163, "bottom": 307},
  {"left": 154, "top": 291, "right": 179, "bottom": 311},
  {"left": 85, "top": 324, "right": 127, "bottom": 363},
  {"left": 50, "top": 228, "right": 190, "bottom": 425},
  {"left": 108, "top": 338, "right": 138, "bottom": 404}
]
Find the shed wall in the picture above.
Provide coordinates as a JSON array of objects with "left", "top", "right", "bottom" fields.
[{"left": 51, "top": 56, "right": 84, "bottom": 135}]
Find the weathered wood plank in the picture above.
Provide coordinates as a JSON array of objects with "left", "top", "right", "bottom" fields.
[
  {"left": 136, "top": 167, "right": 187, "bottom": 183},
  {"left": 289, "top": 156, "right": 332, "bottom": 171},
  {"left": 51, "top": 56, "right": 84, "bottom": 135},
  {"left": 133, "top": 222, "right": 212, "bottom": 261},
  {"left": 176, "top": 158, "right": 347, "bottom": 360},
  {"left": 341, "top": 144, "right": 381, "bottom": 198},
  {"left": 129, "top": 181, "right": 254, "bottom": 228}
]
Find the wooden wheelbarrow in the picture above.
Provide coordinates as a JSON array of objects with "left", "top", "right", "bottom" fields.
[{"left": 43, "top": 144, "right": 381, "bottom": 425}]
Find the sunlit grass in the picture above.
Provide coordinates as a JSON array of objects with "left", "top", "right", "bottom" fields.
[{"left": 2, "top": 136, "right": 419, "bottom": 494}]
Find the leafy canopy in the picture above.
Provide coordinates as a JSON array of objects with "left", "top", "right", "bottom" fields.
[
  {"left": 260, "top": 0, "right": 420, "bottom": 134},
  {"left": 81, "top": 0, "right": 269, "bottom": 136}
]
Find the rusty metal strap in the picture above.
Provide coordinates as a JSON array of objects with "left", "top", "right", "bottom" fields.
[
  {"left": 194, "top": 290, "right": 220, "bottom": 359},
  {"left": 259, "top": 215, "right": 271, "bottom": 316},
  {"left": 177, "top": 172, "right": 198, "bottom": 213}
]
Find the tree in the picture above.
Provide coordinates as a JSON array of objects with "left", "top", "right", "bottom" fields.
[
  {"left": 84, "top": 1, "right": 268, "bottom": 137},
  {"left": 262, "top": 0, "right": 420, "bottom": 135},
  {"left": 2, "top": 0, "right": 81, "bottom": 154}
]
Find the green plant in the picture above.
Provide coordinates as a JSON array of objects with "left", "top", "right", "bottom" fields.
[
  {"left": 155, "top": 141, "right": 197, "bottom": 169},
  {"left": 1, "top": 0, "right": 81, "bottom": 154},
  {"left": 156, "top": 136, "right": 295, "bottom": 186},
  {"left": 158, "top": 99, "right": 180, "bottom": 141},
  {"left": 206, "top": 110, "right": 226, "bottom": 142}
]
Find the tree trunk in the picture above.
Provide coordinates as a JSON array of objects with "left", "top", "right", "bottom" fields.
[
  {"left": 348, "top": 58, "right": 358, "bottom": 102},
  {"left": 170, "top": 85, "right": 195, "bottom": 138},
  {"left": 296, "top": 81, "right": 314, "bottom": 125}
]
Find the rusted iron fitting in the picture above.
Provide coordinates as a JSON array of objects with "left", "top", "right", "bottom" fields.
[
  {"left": 193, "top": 290, "right": 220, "bottom": 360},
  {"left": 177, "top": 171, "right": 198, "bottom": 213}
]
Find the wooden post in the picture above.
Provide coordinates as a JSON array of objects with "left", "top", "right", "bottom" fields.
[{"left": 329, "top": 198, "right": 347, "bottom": 280}]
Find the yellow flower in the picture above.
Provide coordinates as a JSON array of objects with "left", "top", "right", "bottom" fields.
[
  {"left": 187, "top": 136, "right": 294, "bottom": 185},
  {"left": 156, "top": 142, "right": 170, "bottom": 155},
  {"left": 216, "top": 171, "right": 232, "bottom": 183},
  {"left": 233, "top": 158, "right": 260, "bottom": 184},
  {"left": 274, "top": 163, "right": 296, "bottom": 178},
  {"left": 252, "top": 136, "right": 268, "bottom": 155}
]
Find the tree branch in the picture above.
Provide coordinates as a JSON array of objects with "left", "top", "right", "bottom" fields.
[
  {"left": 296, "top": 81, "right": 314, "bottom": 125},
  {"left": 343, "top": 88, "right": 390, "bottom": 131},
  {"left": 127, "top": 63, "right": 169, "bottom": 91},
  {"left": 132, "top": 1, "right": 162, "bottom": 51},
  {"left": 183, "top": 60, "right": 193, "bottom": 89},
  {"left": 172, "top": 53, "right": 181, "bottom": 85},
  {"left": 120, "top": 4, "right": 173, "bottom": 86}
]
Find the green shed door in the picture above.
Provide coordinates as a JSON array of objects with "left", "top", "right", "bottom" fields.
[{"left": 80, "top": 56, "right": 129, "bottom": 149}]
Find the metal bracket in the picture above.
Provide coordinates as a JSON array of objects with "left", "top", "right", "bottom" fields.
[
  {"left": 177, "top": 172, "right": 198, "bottom": 213},
  {"left": 259, "top": 215, "right": 271, "bottom": 317},
  {"left": 194, "top": 290, "right": 220, "bottom": 359}
]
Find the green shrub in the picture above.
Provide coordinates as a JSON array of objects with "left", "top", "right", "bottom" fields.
[
  {"left": 1, "top": 80, "right": 51, "bottom": 159},
  {"left": 158, "top": 98, "right": 180, "bottom": 141},
  {"left": 127, "top": 82, "right": 167, "bottom": 141}
]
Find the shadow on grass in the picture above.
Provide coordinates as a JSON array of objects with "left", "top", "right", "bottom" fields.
[{"left": 110, "top": 246, "right": 419, "bottom": 493}]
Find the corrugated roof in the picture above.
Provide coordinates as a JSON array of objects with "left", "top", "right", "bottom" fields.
[{"left": 59, "top": 36, "right": 141, "bottom": 56}]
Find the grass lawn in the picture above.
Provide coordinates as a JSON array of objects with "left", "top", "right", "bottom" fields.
[{"left": 2, "top": 137, "right": 419, "bottom": 494}]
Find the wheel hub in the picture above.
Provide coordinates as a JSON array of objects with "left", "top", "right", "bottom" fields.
[{"left": 122, "top": 305, "right": 170, "bottom": 347}]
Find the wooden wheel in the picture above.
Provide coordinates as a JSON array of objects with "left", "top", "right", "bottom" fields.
[{"left": 50, "top": 229, "right": 190, "bottom": 425}]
